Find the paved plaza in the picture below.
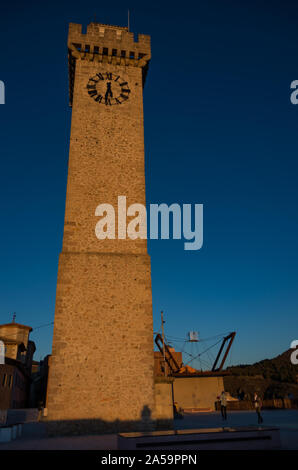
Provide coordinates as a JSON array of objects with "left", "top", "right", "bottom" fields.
[{"left": 0, "top": 409, "right": 297, "bottom": 450}]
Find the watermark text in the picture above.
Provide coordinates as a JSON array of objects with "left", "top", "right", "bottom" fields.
[{"left": 95, "top": 196, "right": 203, "bottom": 251}]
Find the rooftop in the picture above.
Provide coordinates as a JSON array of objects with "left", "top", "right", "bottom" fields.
[{"left": 0, "top": 323, "right": 32, "bottom": 332}]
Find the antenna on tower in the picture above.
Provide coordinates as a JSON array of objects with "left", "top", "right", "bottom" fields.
[
  {"left": 128, "top": 9, "right": 130, "bottom": 31},
  {"left": 12, "top": 312, "right": 16, "bottom": 323}
]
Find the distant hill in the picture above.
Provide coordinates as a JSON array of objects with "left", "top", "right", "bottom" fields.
[
  {"left": 224, "top": 349, "right": 298, "bottom": 399},
  {"left": 227, "top": 349, "right": 298, "bottom": 383}
]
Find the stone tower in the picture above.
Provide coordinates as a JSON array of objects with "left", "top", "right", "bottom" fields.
[{"left": 45, "top": 22, "right": 155, "bottom": 434}]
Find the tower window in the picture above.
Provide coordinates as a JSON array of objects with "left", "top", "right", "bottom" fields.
[
  {"left": 121, "top": 50, "right": 126, "bottom": 58},
  {"left": 94, "top": 46, "right": 99, "bottom": 54},
  {"left": 129, "top": 51, "right": 135, "bottom": 59},
  {"left": 138, "top": 53, "right": 146, "bottom": 59},
  {"left": 85, "top": 45, "right": 90, "bottom": 53},
  {"left": 73, "top": 43, "right": 81, "bottom": 52},
  {"left": 112, "top": 49, "right": 117, "bottom": 56},
  {"left": 103, "top": 47, "right": 108, "bottom": 56}
]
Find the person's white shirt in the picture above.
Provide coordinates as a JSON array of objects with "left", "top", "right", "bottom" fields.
[{"left": 220, "top": 392, "right": 227, "bottom": 406}]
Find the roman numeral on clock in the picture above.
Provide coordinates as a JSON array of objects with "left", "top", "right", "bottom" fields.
[{"left": 87, "top": 74, "right": 130, "bottom": 105}]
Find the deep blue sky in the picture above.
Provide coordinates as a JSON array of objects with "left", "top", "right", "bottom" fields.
[{"left": 0, "top": 0, "right": 297, "bottom": 367}]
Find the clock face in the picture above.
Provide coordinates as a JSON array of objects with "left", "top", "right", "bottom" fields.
[{"left": 87, "top": 72, "right": 131, "bottom": 105}]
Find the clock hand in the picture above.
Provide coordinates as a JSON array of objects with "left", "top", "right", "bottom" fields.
[{"left": 105, "top": 82, "right": 113, "bottom": 104}]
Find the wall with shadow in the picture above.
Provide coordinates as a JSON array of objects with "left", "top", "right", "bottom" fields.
[{"left": 44, "top": 405, "right": 173, "bottom": 436}]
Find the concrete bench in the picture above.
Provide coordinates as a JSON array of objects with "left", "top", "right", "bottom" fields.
[{"left": 118, "top": 426, "right": 281, "bottom": 450}]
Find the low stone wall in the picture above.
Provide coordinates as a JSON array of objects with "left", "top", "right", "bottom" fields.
[
  {"left": 215, "top": 398, "right": 298, "bottom": 411},
  {"left": 6, "top": 408, "right": 39, "bottom": 426},
  {"left": 262, "top": 398, "right": 298, "bottom": 409},
  {"left": 173, "top": 376, "right": 224, "bottom": 411}
]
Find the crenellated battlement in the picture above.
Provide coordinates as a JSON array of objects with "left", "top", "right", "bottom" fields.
[
  {"left": 67, "top": 22, "right": 151, "bottom": 105},
  {"left": 68, "top": 22, "right": 151, "bottom": 62}
]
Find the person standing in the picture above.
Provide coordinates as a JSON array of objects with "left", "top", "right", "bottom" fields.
[
  {"left": 253, "top": 392, "right": 263, "bottom": 424},
  {"left": 219, "top": 390, "right": 228, "bottom": 421}
]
